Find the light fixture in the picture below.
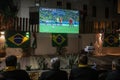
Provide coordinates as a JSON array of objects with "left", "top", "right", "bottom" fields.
[
  {"left": 35, "top": 0, "right": 40, "bottom": 6},
  {"left": 0, "top": 31, "right": 5, "bottom": 35}
]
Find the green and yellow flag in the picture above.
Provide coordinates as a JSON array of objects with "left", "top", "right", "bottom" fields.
[
  {"left": 103, "top": 33, "right": 119, "bottom": 47},
  {"left": 52, "top": 33, "right": 67, "bottom": 47},
  {"left": 5, "top": 31, "right": 30, "bottom": 48}
]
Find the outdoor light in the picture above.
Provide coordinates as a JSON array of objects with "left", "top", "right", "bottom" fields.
[
  {"left": 35, "top": 0, "right": 39, "bottom": 6},
  {"left": 0, "top": 31, "right": 5, "bottom": 38},
  {"left": 0, "top": 31, "right": 5, "bottom": 35}
]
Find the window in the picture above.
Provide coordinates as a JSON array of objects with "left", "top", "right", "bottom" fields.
[
  {"left": 92, "top": 6, "right": 96, "bottom": 17},
  {"left": 83, "top": 4, "right": 87, "bottom": 16},
  {"left": 29, "top": 12, "right": 39, "bottom": 24},
  {"left": 44, "top": 0, "right": 46, "bottom": 3},
  {"left": 105, "top": 7, "right": 109, "bottom": 18},
  {"left": 57, "top": 1, "right": 62, "bottom": 7},
  {"left": 66, "top": 2, "right": 71, "bottom": 9}
]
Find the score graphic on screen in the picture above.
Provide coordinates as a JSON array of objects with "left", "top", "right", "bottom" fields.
[{"left": 39, "top": 7, "right": 80, "bottom": 33}]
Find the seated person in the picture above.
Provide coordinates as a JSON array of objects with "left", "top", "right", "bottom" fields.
[
  {"left": 69, "top": 54, "right": 99, "bottom": 80},
  {"left": 39, "top": 57, "right": 68, "bottom": 80},
  {"left": 106, "top": 58, "right": 120, "bottom": 80},
  {"left": 0, "top": 55, "right": 31, "bottom": 80},
  {"left": 0, "top": 74, "right": 5, "bottom": 80}
]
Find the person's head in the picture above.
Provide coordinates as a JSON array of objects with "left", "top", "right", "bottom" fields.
[
  {"left": 0, "top": 74, "right": 5, "bottom": 80},
  {"left": 50, "top": 57, "right": 60, "bottom": 70},
  {"left": 5, "top": 55, "right": 17, "bottom": 67},
  {"left": 112, "top": 60, "right": 116, "bottom": 70},
  {"left": 112, "top": 58, "right": 120, "bottom": 70},
  {"left": 78, "top": 54, "right": 88, "bottom": 65}
]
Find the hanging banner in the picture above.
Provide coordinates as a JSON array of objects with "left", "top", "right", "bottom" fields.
[
  {"left": 5, "top": 31, "right": 30, "bottom": 48},
  {"left": 52, "top": 33, "right": 67, "bottom": 47},
  {"left": 103, "top": 33, "right": 119, "bottom": 47}
]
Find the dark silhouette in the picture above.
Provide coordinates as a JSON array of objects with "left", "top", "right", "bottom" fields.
[
  {"left": 69, "top": 54, "right": 99, "bottom": 80},
  {"left": 0, "top": 55, "right": 31, "bottom": 80},
  {"left": 106, "top": 58, "right": 120, "bottom": 80},
  {"left": 39, "top": 57, "right": 68, "bottom": 80},
  {"left": 0, "top": 74, "right": 5, "bottom": 80}
]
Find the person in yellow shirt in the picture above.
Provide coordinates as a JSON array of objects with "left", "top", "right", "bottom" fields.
[
  {"left": 69, "top": 54, "right": 99, "bottom": 80},
  {"left": 0, "top": 55, "right": 31, "bottom": 80}
]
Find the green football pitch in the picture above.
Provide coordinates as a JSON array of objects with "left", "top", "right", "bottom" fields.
[{"left": 39, "top": 24, "right": 79, "bottom": 33}]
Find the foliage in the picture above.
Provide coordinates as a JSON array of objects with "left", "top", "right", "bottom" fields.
[
  {"left": 56, "top": 47, "right": 67, "bottom": 55},
  {"left": 25, "top": 65, "right": 31, "bottom": 71},
  {"left": 0, "top": 0, "right": 19, "bottom": 30},
  {"left": 65, "top": 54, "right": 79, "bottom": 69},
  {"left": 36, "top": 56, "right": 48, "bottom": 70}
]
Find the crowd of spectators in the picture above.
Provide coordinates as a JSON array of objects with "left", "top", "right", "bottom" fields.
[{"left": 0, "top": 53, "right": 120, "bottom": 80}]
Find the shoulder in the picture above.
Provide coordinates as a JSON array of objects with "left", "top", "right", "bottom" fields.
[
  {"left": 70, "top": 67, "right": 81, "bottom": 71},
  {"left": 15, "top": 69, "right": 28, "bottom": 73},
  {"left": 1, "top": 70, "right": 30, "bottom": 80},
  {"left": 59, "top": 70, "right": 68, "bottom": 74},
  {"left": 10, "top": 69, "right": 30, "bottom": 76},
  {"left": 1, "top": 69, "right": 29, "bottom": 76},
  {"left": 70, "top": 67, "right": 98, "bottom": 73},
  {"left": 107, "top": 70, "right": 120, "bottom": 75},
  {"left": 87, "top": 67, "right": 98, "bottom": 73},
  {"left": 106, "top": 70, "right": 120, "bottom": 80},
  {"left": 41, "top": 70, "right": 51, "bottom": 75},
  {"left": 0, "top": 74, "right": 5, "bottom": 80}
]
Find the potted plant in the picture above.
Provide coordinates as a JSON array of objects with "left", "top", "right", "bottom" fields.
[{"left": 25, "top": 65, "right": 31, "bottom": 71}]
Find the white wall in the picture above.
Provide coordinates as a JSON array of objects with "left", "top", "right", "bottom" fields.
[
  {"left": 34, "top": 33, "right": 96, "bottom": 55},
  {"left": 17, "top": 0, "right": 34, "bottom": 18},
  {"left": 35, "top": 33, "right": 56, "bottom": 55}
]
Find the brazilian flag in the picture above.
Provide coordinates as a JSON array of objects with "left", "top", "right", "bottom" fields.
[
  {"left": 103, "top": 33, "right": 119, "bottom": 47},
  {"left": 5, "top": 31, "right": 30, "bottom": 48},
  {"left": 52, "top": 33, "right": 67, "bottom": 47}
]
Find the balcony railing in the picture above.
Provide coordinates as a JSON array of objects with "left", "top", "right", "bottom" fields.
[{"left": 0, "top": 17, "right": 119, "bottom": 33}]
